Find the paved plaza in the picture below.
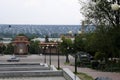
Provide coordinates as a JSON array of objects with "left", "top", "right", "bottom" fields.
[
  {"left": 0, "top": 55, "right": 120, "bottom": 80},
  {"left": 0, "top": 77, "right": 66, "bottom": 80}
]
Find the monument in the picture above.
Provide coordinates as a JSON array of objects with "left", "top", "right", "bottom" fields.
[{"left": 12, "top": 36, "right": 29, "bottom": 55}]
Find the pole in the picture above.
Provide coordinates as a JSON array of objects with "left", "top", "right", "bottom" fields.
[
  {"left": 117, "top": 0, "right": 120, "bottom": 26},
  {"left": 45, "top": 48, "right": 46, "bottom": 63},
  {"left": 49, "top": 46, "right": 51, "bottom": 65},
  {"left": 58, "top": 46, "right": 60, "bottom": 69},
  {"left": 113, "top": 0, "right": 120, "bottom": 27},
  {"left": 44, "top": 47, "right": 46, "bottom": 63},
  {"left": 75, "top": 54, "right": 77, "bottom": 74}
]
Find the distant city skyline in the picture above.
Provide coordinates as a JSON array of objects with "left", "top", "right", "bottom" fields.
[{"left": 0, "top": 0, "right": 85, "bottom": 25}]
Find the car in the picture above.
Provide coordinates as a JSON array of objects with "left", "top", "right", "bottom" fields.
[
  {"left": 7, "top": 56, "right": 20, "bottom": 62},
  {"left": 76, "top": 51, "right": 92, "bottom": 61}
]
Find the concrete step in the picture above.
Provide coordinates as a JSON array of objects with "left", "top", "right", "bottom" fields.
[
  {"left": 0, "top": 67, "right": 50, "bottom": 71},
  {"left": 0, "top": 70, "right": 63, "bottom": 77}
]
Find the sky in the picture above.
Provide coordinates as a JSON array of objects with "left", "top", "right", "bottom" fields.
[{"left": 0, "top": 0, "right": 85, "bottom": 25}]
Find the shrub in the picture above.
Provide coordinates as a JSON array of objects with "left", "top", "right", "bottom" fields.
[{"left": 94, "top": 52, "right": 105, "bottom": 61}]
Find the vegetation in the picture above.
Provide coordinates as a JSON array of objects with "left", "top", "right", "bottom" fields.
[
  {"left": 29, "top": 40, "right": 40, "bottom": 54},
  {"left": 77, "top": 72, "right": 94, "bottom": 80},
  {"left": 74, "top": 34, "right": 85, "bottom": 52},
  {"left": 45, "top": 35, "right": 49, "bottom": 42},
  {"left": 80, "top": 0, "right": 119, "bottom": 27},
  {"left": 76, "top": 0, "right": 120, "bottom": 71},
  {"left": 60, "top": 36, "right": 73, "bottom": 63},
  {"left": 4, "top": 43, "right": 14, "bottom": 55},
  {"left": 0, "top": 45, "right": 6, "bottom": 55}
]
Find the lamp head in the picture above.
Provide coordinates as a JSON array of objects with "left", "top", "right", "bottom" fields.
[
  {"left": 68, "top": 31, "right": 72, "bottom": 34},
  {"left": 111, "top": 3, "right": 120, "bottom": 11},
  {"left": 78, "top": 31, "right": 82, "bottom": 34}
]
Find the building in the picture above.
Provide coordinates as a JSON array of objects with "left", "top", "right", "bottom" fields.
[
  {"left": 12, "top": 36, "right": 29, "bottom": 55},
  {"left": 40, "top": 42, "right": 59, "bottom": 55},
  {"left": 0, "top": 43, "right": 3, "bottom": 47},
  {"left": 0, "top": 38, "right": 12, "bottom": 47}
]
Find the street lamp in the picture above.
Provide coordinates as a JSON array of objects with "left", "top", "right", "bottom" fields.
[
  {"left": 48, "top": 44, "right": 54, "bottom": 66},
  {"left": 111, "top": 1, "right": 120, "bottom": 27},
  {"left": 47, "top": 44, "right": 51, "bottom": 65},
  {"left": 111, "top": 3, "right": 120, "bottom": 10},
  {"left": 66, "top": 47, "right": 70, "bottom": 63},
  {"left": 68, "top": 30, "right": 73, "bottom": 37},
  {"left": 42, "top": 46, "right": 47, "bottom": 63},
  {"left": 111, "top": 1, "right": 120, "bottom": 71},
  {"left": 57, "top": 40, "right": 62, "bottom": 69},
  {"left": 68, "top": 30, "right": 72, "bottom": 34},
  {"left": 46, "top": 44, "right": 51, "bottom": 69},
  {"left": 78, "top": 31, "right": 82, "bottom": 35},
  {"left": 75, "top": 53, "right": 78, "bottom": 74}
]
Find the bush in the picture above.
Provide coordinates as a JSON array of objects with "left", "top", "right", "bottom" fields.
[
  {"left": 94, "top": 52, "right": 105, "bottom": 61},
  {"left": 91, "top": 60, "right": 99, "bottom": 69}
]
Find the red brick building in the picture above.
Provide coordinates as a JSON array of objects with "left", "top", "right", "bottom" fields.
[
  {"left": 12, "top": 36, "right": 29, "bottom": 55},
  {"left": 0, "top": 42, "right": 3, "bottom": 47}
]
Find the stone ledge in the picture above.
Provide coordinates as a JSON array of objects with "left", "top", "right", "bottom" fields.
[
  {"left": 0, "top": 67, "right": 50, "bottom": 71},
  {"left": 62, "top": 68, "right": 81, "bottom": 80},
  {"left": 0, "top": 71, "right": 63, "bottom": 77},
  {"left": 50, "top": 65, "right": 58, "bottom": 71}
]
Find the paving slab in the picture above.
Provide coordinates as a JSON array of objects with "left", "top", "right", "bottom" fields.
[
  {"left": 0, "top": 55, "right": 120, "bottom": 80},
  {"left": 0, "top": 77, "right": 66, "bottom": 80}
]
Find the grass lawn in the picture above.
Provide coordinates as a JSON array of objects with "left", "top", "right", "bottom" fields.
[{"left": 77, "top": 72, "right": 94, "bottom": 80}]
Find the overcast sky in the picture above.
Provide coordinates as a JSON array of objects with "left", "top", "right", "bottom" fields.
[{"left": 0, "top": 0, "right": 85, "bottom": 25}]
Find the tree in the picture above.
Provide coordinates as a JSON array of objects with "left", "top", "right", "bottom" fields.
[
  {"left": 0, "top": 45, "right": 6, "bottom": 55},
  {"left": 94, "top": 52, "right": 105, "bottom": 61},
  {"left": 45, "top": 35, "right": 49, "bottom": 42},
  {"left": 29, "top": 40, "right": 40, "bottom": 54},
  {"left": 74, "top": 34, "right": 86, "bottom": 52},
  {"left": 60, "top": 36, "right": 73, "bottom": 63},
  {"left": 4, "top": 43, "right": 14, "bottom": 54},
  {"left": 81, "top": 32, "right": 96, "bottom": 56},
  {"left": 80, "top": 0, "right": 120, "bottom": 27},
  {"left": 80, "top": 0, "right": 120, "bottom": 59}
]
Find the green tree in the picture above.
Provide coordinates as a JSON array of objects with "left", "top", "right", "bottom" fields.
[
  {"left": 0, "top": 45, "right": 6, "bottom": 55},
  {"left": 17, "top": 33, "right": 26, "bottom": 36},
  {"left": 60, "top": 36, "right": 73, "bottom": 63},
  {"left": 80, "top": 0, "right": 120, "bottom": 60},
  {"left": 94, "top": 52, "right": 105, "bottom": 61},
  {"left": 80, "top": 0, "right": 119, "bottom": 27},
  {"left": 4, "top": 43, "right": 14, "bottom": 54},
  {"left": 81, "top": 32, "right": 96, "bottom": 56},
  {"left": 74, "top": 34, "right": 87, "bottom": 53},
  {"left": 29, "top": 40, "right": 40, "bottom": 54},
  {"left": 45, "top": 35, "right": 49, "bottom": 42}
]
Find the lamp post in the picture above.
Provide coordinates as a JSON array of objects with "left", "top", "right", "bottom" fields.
[
  {"left": 47, "top": 44, "right": 50, "bottom": 65},
  {"left": 57, "top": 45, "right": 60, "bottom": 69},
  {"left": 49, "top": 45, "right": 51, "bottom": 65},
  {"left": 111, "top": 0, "right": 120, "bottom": 66},
  {"left": 57, "top": 40, "right": 62, "bottom": 69},
  {"left": 68, "top": 31, "right": 72, "bottom": 34},
  {"left": 66, "top": 47, "right": 70, "bottom": 63},
  {"left": 75, "top": 53, "right": 78, "bottom": 74},
  {"left": 111, "top": 0, "right": 120, "bottom": 27},
  {"left": 42, "top": 46, "right": 46, "bottom": 63},
  {"left": 78, "top": 31, "right": 82, "bottom": 35},
  {"left": 111, "top": 3, "right": 120, "bottom": 11},
  {"left": 48, "top": 44, "right": 54, "bottom": 66},
  {"left": 68, "top": 30, "right": 73, "bottom": 38}
]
